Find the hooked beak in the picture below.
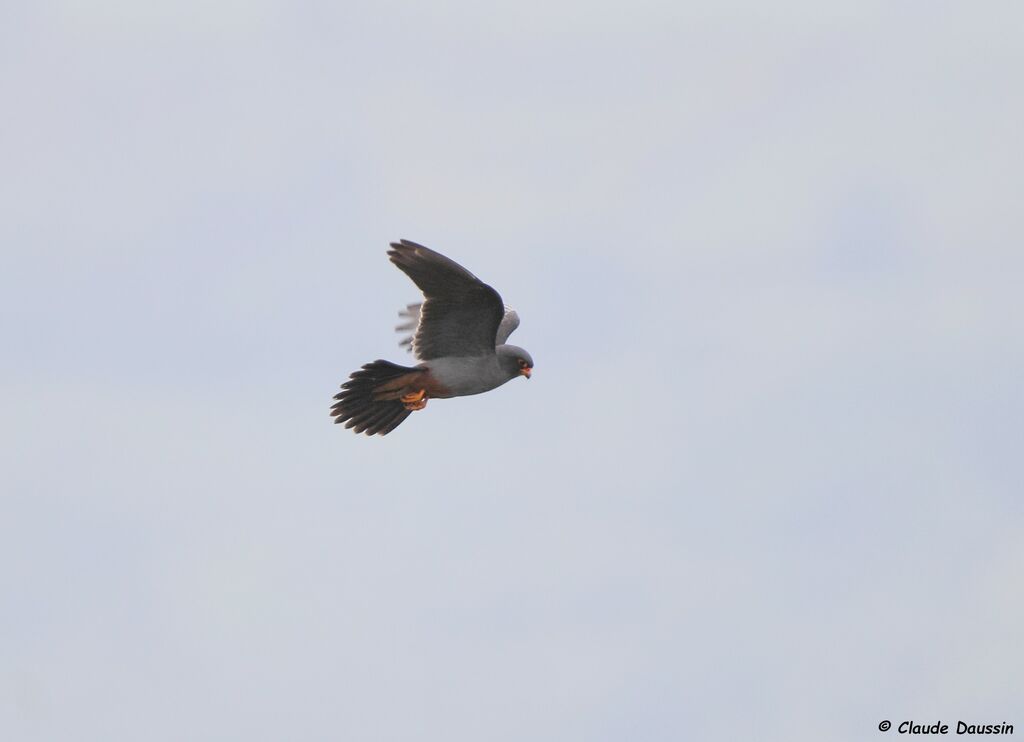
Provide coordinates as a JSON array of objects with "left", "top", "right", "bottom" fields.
[{"left": 520, "top": 367, "right": 532, "bottom": 379}]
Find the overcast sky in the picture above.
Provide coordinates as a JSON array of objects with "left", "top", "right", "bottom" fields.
[{"left": 2, "top": 2, "right": 1022, "bottom": 740}]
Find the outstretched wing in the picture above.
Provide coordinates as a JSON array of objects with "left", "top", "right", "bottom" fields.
[
  {"left": 387, "top": 240, "right": 505, "bottom": 361},
  {"left": 397, "top": 303, "right": 520, "bottom": 352},
  {"left": 495, "top": 308, "right": 520, "bottom": 345},
  {"left": 395, "top": 303, "right": 421, "bottom": 353}
]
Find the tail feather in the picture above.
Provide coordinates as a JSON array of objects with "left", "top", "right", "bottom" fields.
[
  {"left": 330, "top": 360, "right": 418, "bottom": 436},
  {"left": 344, "top": 396, "right": 403, "bottom": 435},
  {"left": 355, "top": 404, "right": 407, "bottom": 436}
]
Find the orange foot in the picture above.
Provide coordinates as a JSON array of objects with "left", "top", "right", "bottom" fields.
[{"left": 401, "top": 389, "right": 428, "bottom": 411}]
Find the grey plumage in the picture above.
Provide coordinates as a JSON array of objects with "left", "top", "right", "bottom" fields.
[
  {"left": 397, "top": 303, "right": 521, "bottom": 353},
  {"left": 331, "top": 239, "right": 533, "bottom": 436},
  {"left": 387, "top": 240, "right": 504, "bottom": 360}
]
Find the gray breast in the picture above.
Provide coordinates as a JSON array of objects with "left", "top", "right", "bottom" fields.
[{"left": 425, "top": 355, "right": 513, "bottom": 398}]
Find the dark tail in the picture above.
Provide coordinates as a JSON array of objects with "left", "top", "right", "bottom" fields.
[{"left": 330, "top": 360, "right": 419, "bottom": 436}]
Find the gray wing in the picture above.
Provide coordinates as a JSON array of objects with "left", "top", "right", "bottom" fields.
[
  {"left": 397, "top": 303, "right": 520, "bottom": 352},
  {"left": 395, "top": 303, "right": 421, "bottom": 353},
  {"left": 495, "top": 308, "right": 520, "bottom": 345},
  {"left": 387, "top": 240, "right": 505, "bottom": 361}
]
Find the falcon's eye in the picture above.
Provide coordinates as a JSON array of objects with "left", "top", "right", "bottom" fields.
[{"left": 518, "top": 359, "right": 528, "bottom": 368}]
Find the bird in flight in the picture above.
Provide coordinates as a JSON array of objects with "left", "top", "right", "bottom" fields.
[{"left": 330, "top": 239, "right": 533, "bottom": 436}]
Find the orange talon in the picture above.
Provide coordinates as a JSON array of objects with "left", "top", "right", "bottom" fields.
[{"left": 401, "top": 389, "right": 428, "bottom": 410}]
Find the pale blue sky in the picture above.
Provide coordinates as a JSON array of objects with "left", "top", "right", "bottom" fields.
[{"left": 2, "top": 2, "right": 1022, "bottom": 740}]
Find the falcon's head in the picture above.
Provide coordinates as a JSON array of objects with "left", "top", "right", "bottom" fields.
[{"left": 497, "top": 345, "right": 533, "bottom": 380}]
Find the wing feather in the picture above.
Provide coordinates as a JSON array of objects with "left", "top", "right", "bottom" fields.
[
  {"left": 387, "top": 240, "right": 505, "bottom": 360},
  {"left": 397, "top": 302, "right": 520, "bottom": 353}
]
